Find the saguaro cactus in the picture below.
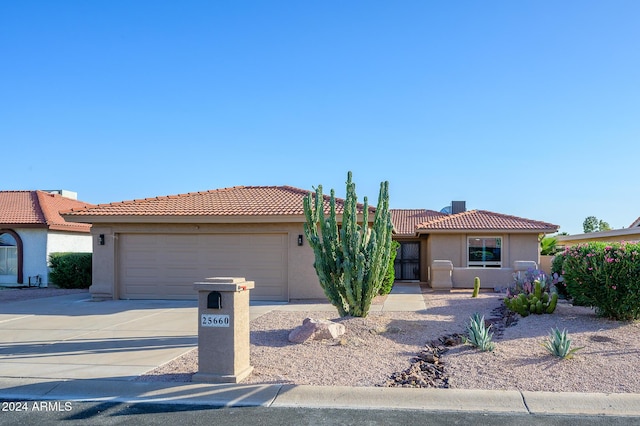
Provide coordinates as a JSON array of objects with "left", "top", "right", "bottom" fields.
[{"left": 303, "top": 172, "right": 393, "bottom": 317}]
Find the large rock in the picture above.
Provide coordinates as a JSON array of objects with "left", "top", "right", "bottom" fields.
[{"left": 288, "top": 318, "right": 346, "bottom": 343}]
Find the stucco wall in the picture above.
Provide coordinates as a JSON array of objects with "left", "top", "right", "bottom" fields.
[
  {"left": 426, "top": 232, "right": 541, "bottom": 289},
  {"left": 7, "top": 229, "right": 47, "bottom": 285},
  {"left": 89, "top": 222, "right": 323, "bottom": 301}
]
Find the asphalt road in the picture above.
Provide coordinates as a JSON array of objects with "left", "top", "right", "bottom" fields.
[{"left": 1, "top": 401, "right": 640, "bottom": 426}]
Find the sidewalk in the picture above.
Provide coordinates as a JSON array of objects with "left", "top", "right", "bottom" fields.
[{"left": 1, "top": 284, "right": 639, "bottom": 417}]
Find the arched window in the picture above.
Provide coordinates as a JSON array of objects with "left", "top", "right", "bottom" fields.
[{"left": 0, "top": 230, "right": 23, "bottom": 283}]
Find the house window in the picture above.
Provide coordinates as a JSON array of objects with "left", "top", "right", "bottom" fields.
[
  {"left": 468, "top": 237, "right": 501, "bottom": 268},
  {"left": 0, "top": 233, "right": 18, "bottom": 275}
]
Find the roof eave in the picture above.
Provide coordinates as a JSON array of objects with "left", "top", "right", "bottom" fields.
[
  {"left": 416, "top": 228, "right": 558, "bottom": 234},
  {"left": 61, "top": 213, "right": 377, "bottom": 225}
]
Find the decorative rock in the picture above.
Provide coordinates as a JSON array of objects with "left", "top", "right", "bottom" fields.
[{"left": 288, "top": 318, "right": 346, "bottom": 343}]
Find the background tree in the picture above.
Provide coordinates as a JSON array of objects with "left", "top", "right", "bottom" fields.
[
  {"left": 583, "top": 216, "right": 612, "bottom": 233},
  {"left": 303, "top": 172, "right": 393, "bottom": 317},
  {"left": 583, "top": 216, "right": 598, "bottom": 233},
  {"left": 598, "top": 220, "right": 612, "bottom": 232},
  {"left": 540, "top": 236, "right": 558, "bottom": 256}
]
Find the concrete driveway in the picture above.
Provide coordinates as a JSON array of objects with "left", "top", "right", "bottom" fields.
[{"left": 0, "top": 293, "right": 199, "bottom": 381}]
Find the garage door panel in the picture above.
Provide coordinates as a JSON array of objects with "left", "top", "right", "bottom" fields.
[{"left": 119, "top": 233, "right": 288, "bottom": 301}]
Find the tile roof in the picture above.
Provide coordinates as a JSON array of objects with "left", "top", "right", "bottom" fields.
[
  {"left": 390, "top": 209, "right": 447, "bottom": 236},
  {"left": 630, "top": 217, "right": 640, "bottom": 228},
  {"left": 62, "top": 186, "right": 374, "bottom": 219},
  {"left": 0, "top": 191, "right": 94, "bottom": 232},
  {"left": 415, "top": 209, "right": 558, "bottom": 232}
]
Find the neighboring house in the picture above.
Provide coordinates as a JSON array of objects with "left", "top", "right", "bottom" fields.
[
  {"left": 391, "top": 202, "right": 559, "bottom": 288},
  {"left": 556, "top": 217, "right": 640, "bottom": 247},
  {"left": 62, "top": 188, "right": 558, "bottom": 301},
  {"left": 0, "top": 190, "right": 94, "bottom": 286}
]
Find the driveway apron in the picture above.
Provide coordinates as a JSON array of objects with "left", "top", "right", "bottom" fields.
[{"left": 0, "top": 293, "right": 198, "bottom": 380}]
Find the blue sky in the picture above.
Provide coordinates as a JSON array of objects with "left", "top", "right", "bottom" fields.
[{"left": 2, "top": 1, "right": 639, "bottom": 235}]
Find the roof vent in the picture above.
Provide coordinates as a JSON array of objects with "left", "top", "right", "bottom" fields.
[{"left": 451, "top": 201, "right": 466, "bottom": 214}]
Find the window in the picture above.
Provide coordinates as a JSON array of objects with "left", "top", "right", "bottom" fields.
[
  {"left": 0, "top": 233, "right": 17, "bottom": 275},
  {"left": 468, "top": 237, "right": 501, "bottom": 268}
]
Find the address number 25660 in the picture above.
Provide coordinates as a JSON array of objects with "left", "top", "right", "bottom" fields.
[{"left": 201, "top": 314, "right": 230, "bottom": 327}]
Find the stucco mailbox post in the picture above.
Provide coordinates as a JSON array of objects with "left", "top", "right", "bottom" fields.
[{"left": 192, "top": 277, "right": 254, "bottom": 383}]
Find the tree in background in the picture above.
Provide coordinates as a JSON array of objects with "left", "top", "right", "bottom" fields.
[
  {"left": 540, "top": 236, "right": 558, "bottom": 255},
  {"left": 583, "top": 216, "right": 612, "bottom": 233},
  {"left": 303, "top": 172, "right": 393, "bottom": 317}
]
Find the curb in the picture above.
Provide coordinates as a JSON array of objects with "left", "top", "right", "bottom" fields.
[{"left": 1, "top": 378, "right": 639, "bottom": 416}]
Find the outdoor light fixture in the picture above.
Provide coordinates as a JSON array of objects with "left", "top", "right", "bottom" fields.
[
  {"left": 298, "top": 235, "right": 304, "bottom": 246},
  {"left": 98, "top": 234, "right": 105, "bottom": 245}
]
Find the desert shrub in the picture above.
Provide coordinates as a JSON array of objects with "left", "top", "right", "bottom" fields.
[
  {"left": 379, "top": 240, "right": 400, "bottom": 295},
  {"left": 504, "top": 268, "right": 557, "bottom": 316},
  {"left": 464, "top": 313, "right": 495, "bottom": 352},
  {"left": 560, "top": 242, "right": 640, "bottom": 320},
  {"left": 49, "top": 253, "right": 92, "bottom": 289},
  {"left": 542, "top": 328, "right": 583, "bottom": 359}
]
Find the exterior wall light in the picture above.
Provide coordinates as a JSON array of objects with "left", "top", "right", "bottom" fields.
[
  {"left": 99, "top": 234, "right": 105, "bottom": 245},
  {"left": 297, "top": 235, "right": 304, "bottom": 246}
]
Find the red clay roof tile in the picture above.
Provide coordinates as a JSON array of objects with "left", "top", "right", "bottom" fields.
[
  {"left": 0, "top": 191, "right": 94, "bottom": 232},
  {"left": 63, "top": 186, "right": 373, "bottom": 218},
  {"left": 390, "top": 209, "right": 446, "bottom": 236},
  {"left": 415, "top": 209, "right": 558, "bottom": 232}
]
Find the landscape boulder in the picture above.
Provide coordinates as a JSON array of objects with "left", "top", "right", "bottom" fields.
[{"left": 288, "top": 317, "right": 346, "bottom": 343}]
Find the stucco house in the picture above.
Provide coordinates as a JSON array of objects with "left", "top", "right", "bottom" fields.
[
  {"left": 391, "top": 203, "right": 559, "bottom": 288},
  {"left": 0, "top": 190, "right": 94, "bottom": 286},
  {"left": 62, "top": 187, "right": 558, "bottom": 301}
]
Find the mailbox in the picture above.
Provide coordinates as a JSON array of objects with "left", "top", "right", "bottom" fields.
[
  {"left": 207, "top": 291, "right": 222, "bottom": 309},
  {"left": 193, "top": 277, "right": 255, "bottom": 383}
]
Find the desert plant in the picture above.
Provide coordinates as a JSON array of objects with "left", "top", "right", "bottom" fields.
[
  {"left": 540, "top": 236, "right": 558, "bottom": 256},
  {"left": 464, "top": 313, "right": 495, "bottom": 351},
  {"left": 472, "top": 276, "right": 480, "bottom": 297},
  {"left": 379, "top": 240, "right": 400, "bottom": 295},
  {"left": 542, "top": 327, "right": 584, "bottom": 359},
  {"left": 303, "top": 171, "right": 393, "bottom": 317},
  {"left": 504, "top": 270, "right": 558, "bottom": 316}
]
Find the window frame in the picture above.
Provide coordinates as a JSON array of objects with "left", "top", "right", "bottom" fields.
[{"left": 467, "top": 236, "right": 502, "bottom": 268}]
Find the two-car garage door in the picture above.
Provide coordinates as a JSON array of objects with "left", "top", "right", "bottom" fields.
[{"left": 118, "top": 233, "right": 288, "bottom": 301}]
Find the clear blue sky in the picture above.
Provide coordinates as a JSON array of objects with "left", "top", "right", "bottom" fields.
[{"left": 2, "top": 1, "right": 639, "bottom": 235}]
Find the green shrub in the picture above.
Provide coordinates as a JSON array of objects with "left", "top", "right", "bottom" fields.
[
  {"left": 550, "top": 253, "right": 570, "bottom": 299},
  {"left": 49, "top": 253, "right": 92, "bottom": 289},
  {"left": 379, "top": 241, "right": 400, "bottom": 295},
  {"left": 559, "top": 242, "right": 640, "bottom": 320}
]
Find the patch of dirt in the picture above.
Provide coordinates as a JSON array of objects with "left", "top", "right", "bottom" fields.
[
  {"left": 0, "top": 286, "right": 88, "bottom": 303},
  {"left": 138, "top": 290, "right": 640, "bottom": 393}
]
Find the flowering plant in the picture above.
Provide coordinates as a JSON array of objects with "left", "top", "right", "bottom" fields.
[{"left": 558, "top": 242, "right": 640, "bottom": 320}]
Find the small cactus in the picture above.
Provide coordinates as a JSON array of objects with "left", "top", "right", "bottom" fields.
[
  {"left": 504, "top": 279, "right": 558, "bottom": 316},
  {"left": 472, "top": 276, "right": 480, "bottom": 298}
]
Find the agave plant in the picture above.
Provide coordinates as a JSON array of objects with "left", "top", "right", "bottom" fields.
[
  {"left": 542, "top": 328, "right": 584, "bottom": 359},
  {"left": 464, "top": 313, "right": 495, "bottom": 352}
]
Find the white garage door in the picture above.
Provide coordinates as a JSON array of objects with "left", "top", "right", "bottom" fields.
[{"left": 118, "top": 233, "right": 288, "bottom": 301}]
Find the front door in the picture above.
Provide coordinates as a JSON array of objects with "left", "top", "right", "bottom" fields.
[{"left": 394, "top": 241, "right": 420, "bottom": 281}]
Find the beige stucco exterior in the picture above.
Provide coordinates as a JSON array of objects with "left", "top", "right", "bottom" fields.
[
  {"left": 90, "top": 221, "right": 322, "bottom": 301},
  {"left": 425, "top": 232, "right": 541, "bottom": 289}
]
